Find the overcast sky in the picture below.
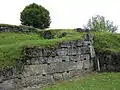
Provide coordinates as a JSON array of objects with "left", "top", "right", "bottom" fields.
[{"left": 0, "top": 0, "right": 120, "bottom": 32}]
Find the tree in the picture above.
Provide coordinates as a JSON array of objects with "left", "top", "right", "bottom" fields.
[
  {"left": 85, "top": 15, "right": 118, "bottom": 32},
  {"left": 20, "top": 3, "right": 51, "bottom": 29}
]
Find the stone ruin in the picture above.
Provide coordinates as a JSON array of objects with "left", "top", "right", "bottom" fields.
[{"left": 0, "top": 38, "right": 95, "bottom": 90}]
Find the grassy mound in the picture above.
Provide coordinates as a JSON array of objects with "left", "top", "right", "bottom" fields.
[
  {"left": 43, "top": 73, "right": 120, "bottom": 90},
  {"left": 1, "top": 28, "right": 120, "bottom": 69},
  {"left": 0, "top": 30, "right": 85, "bottom": 69}
]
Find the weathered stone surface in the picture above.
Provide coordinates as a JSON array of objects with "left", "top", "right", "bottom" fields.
[
  {"left": 25, "top": 48, "right": 43, "bottom": 57},
  {"left": 53, "top": 73, "right": 63, "bottom": 81},
  {"left": 76, "top": 61, "right": 84, "bottom": 70},
  {"left": 80, "top": 54, "right": 90, "bottom": 61},
  {"left": 21, "top": 75, "right": 54, "bottom": 87},
  {"left": 60, "top": 42, "right": 70, "bottom": 48},
  {"left": 83, "top": 60, "right": 90, "bottom": 69},
  {"left": 62, "top": 71, "right": 74, "bottom": 80},
  {"left": 42, "top": 48, "right": 56, "bottom": 57},
  {"left": 81, "top": 47, "right": 90, "bottom": 54},
  {"left": 68, "top": 47, "right": 77, "bottom": 55},
  {"left": 56, "top": 48, "right": 68, "bottom": 56},
  {"left": 0, "top": 79, "right": 15, "bottom": 90},
  {"left": 23, "top": 65, "right": 47, "bottom": 77},
  {"left": 27, "top": 57, "right": 46, "bottom": 65},
  {"left": 77, "top": 47, "right": 81, "bottom": 54},
  {"left": 0, "top": 39, "right": 95, "bottom": 89},
  {"left": 69, "top": 55, "right": 80, "bottom": 61}
]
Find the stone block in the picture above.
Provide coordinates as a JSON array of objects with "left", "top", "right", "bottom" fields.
[
  {"left": 21, "top": 75, "right": 54, "bottom": 87},
  {"left": 23, "top": 65, "right": 47, "bottom": 77},
  {"left": 56, "top": 48, "right": 68, "bottom": 56},
  {"left": 83, "top": 60, "right": 90, "bottom": 69},
  {"left": 68, "top": 47, "right": 77, "bottom": 55},
  {"left": 67, "top": 61, "right": 77, "bottom": 71},
  {"left": 53, "top": 73, "right": 63, "bottom": 81},
  {"left": 47, "top": 63, "right": 58, "bottom": 74},
  {"left": 0, "top": 79, "right": 15, "bottom": 90},
  {"left": 28, "top": 57, "right": 46, "bottom": 64},
  {"left": 26, "top": 48, "right": 43, "bottom": 57},
  {"left": 42, "top": 48, "right": 56, "bottom": 57},
  {"left": 77, "top": 47, "right": 81, "bottom": 54},
  {"left": 80, "top": 54, "right": 90, "bottom": 61},
  {"left": 60, "top": 56, "right": 69, "bottom": 62},
  {"left": 60, "top": 42, "right": 71, "bottom": 48},
  {"left": 76, "top": 61, "right": 84, "bottom": 70},
  {"left": 69, "top": 55, "right": 80, "bottom": 61},
  {"left": 62, "top": 71, "right": 74, "bottom": 80},
  {"left": 81, "top": 47, "right": 90, "bottom": 54}
]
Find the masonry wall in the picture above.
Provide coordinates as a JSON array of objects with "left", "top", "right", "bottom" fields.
[
  {"left": 0, "top": 40, "right": 95, "bottom": 90},
  {"left": 95, "top": 52, "right": 120, "bottom": 72}
]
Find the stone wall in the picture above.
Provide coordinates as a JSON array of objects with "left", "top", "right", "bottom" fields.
[
  {"left": 0, "top": 39, "right": 95, "bottom": 90},
  {"left": 95, "top": 52, "right": 120, "bottom": 72}
]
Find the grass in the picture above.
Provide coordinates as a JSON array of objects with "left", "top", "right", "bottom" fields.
[
  {"left": 0, "top": 30, "right": 85, "bottom": 69},
  {"left": 43, "top": 73, "right": 120, "bottom": 90},
  {"left": 1, "top": 29, "right": 120, "bottom": 69},
  {"left": 93, "top": 32, "right": 120, "bottom": 53}
]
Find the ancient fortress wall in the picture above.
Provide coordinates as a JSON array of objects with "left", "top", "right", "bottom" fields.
[{"left": 0, "top": 39, "right": 95, "bottom": 90}]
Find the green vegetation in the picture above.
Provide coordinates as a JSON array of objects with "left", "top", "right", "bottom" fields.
[
  {"left": 85, "top": 15, "right": 118, "bottom": 32},
  {"left": 0, "top": 30, "right": 84, "bottom": 69},
  {"left": 20, "top": 3, "right": 51, "bottom": 29},
  {"left": 1, "top": 27, "right": 120, "bottom": 69},
  {"left": 43, "top": 73, "right": 120, "bottom": 90},
  {"left": 93, "top": 31, "right": 120, "bottom": 53}
]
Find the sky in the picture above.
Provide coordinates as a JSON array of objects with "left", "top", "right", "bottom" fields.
[{"left": 0, "top": 0, "right": 120, "bottom": 32}]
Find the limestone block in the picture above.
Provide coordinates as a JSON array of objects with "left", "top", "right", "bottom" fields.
[
  {"left": 23, "top": 64, "right": 47, "bottom": 77},
  {"left": 77, "top": 47, "right": 81, "bottom": 54},
  {"left": 28, "top": 57, "right": 46, "bottom": 64},
  {"left": 57, "top": 48, "right": 68, "bottom": 56},
  {"left": 69, "top": 55, "right": 81, "bottom": 61},
  {"left": 58, "top": 62, "right": 70, "bottom": 72},
  {"left": 60, "top": 56, "right": 69, "bottom": 62},
  {"left": 83, "top": 60, "right": 90, "bottom": 69},
  {"left": 81, "top": 47, "right": 90, "bottom": 54},
  {"left": 76, "top": 61, "right": 84, "bottom": 70},
  {"left": 60, "top": 42, "right": 71, "bottom": 48},
  {"left": 0, "top": 79, "right": 15, "bottom": 90},
  {"left": 26, "top": 48, "right": 43, "bottom": 57},
  {"left": 53, "top": 73, "right": 63, "bottom": 81},
  {"left": 42, "top": 48, "right": 56, "bottom": 57},
  {"left": 47, "top": 62, "right": 71, "bottom": 74},
  {"left": 21, "top": 75, "right": 54, "bottom": 87},
  {"left": 67, "top": 61, "right": 77, "bottom": 71},
  {"left": 54, "top": 56, "right": 61, "bottom": 62},
  {"left": 47, "top": 57, "right": 56, "bottom": 63},
  {"left": 68, "top": 47, "right": 77, "bottom": 55},
  {"left": 47, "top": 63, "right": 58, "bottom": 74},
  {"left": 80, "top": 54, "right": 90, "bottom": 61},
  {"left": 62, "top": 71, "right": 74, "bottom": 80}
]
